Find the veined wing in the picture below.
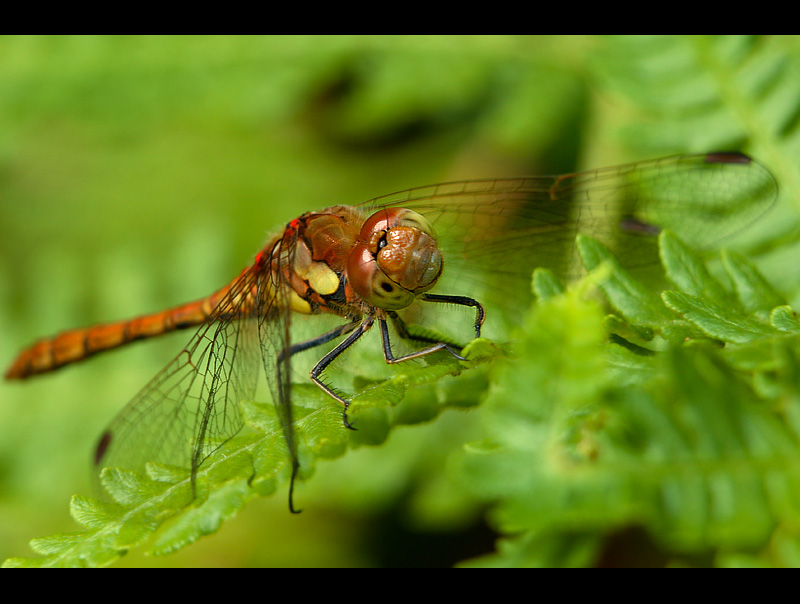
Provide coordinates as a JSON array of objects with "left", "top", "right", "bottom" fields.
[
  {"left": 93, "top": 264, "right": 264, "bottom": 494},
  {"left": 360, "top": 153, "right": 777, "bottom": 308},
  {"left": 255, "top": 227, "right": 301, "bottom": 512}
]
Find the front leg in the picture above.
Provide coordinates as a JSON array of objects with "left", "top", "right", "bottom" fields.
[
  {"left": 381, "top": 293, "right": 485, "bottom": 364},
  {"left": 420, "top": 293, "right": 485, "bottom": 338},
  {"left": 308, "top": 314, "right": 376, "bottom": 429},
  {"left": 380, "top": 315, "right": 465, "bottom": 363}
]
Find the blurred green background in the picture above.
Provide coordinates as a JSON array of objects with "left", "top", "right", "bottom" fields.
[{"left": 2, "top": 35, "right": 800, "bottom": 567}]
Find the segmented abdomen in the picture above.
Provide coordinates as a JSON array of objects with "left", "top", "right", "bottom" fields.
[{"left": 4, "top": 277, "right": 239, "bottom": 380}]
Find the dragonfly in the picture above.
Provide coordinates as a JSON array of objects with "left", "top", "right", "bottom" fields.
[{"left": 4, "top": 152, "right": 778, "bottom": 513}]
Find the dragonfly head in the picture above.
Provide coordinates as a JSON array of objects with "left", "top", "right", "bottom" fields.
[{"left": 347, "top": 208, "right": 443, "bottom": 310}]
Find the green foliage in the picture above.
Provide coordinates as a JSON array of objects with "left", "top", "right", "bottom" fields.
[
  {"left": 3, "top": 347, "right": 494, "bottom": 567},
  {"left": 459, "top": 233, "right": 800, "bottom": 568},
  {"left": 593, "top": 36, "right": 800, "bottom": 159}
]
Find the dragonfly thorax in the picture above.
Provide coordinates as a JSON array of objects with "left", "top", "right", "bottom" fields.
[{"left": 347, "top": 208, "right": 443, "bottom": 311}]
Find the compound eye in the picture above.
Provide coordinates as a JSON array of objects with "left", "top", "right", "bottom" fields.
[
  {"left": 359, "top": 208, "right": 437, "bottom": 242},
  {"left": 347, "top": 208, "right": 442, "bottom": 311},
  {"left": 346, "top": 242, "right": 415, "bottom": 310}
]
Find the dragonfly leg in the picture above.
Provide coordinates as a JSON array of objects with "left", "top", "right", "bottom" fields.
[
  {"left": 382, "top": 314, "right": 465, "bottom": 362},
  {"left": 420, "top": 293, "right": 485, "bottom": 337},
  {"left": 380, "top": 293, "right": 485, "bottom": 362},
  {"left": 275, "top": 318, "right": 361, "bottom": 513},
  {"left": 276, "top": 318, "right": 362, "bottom": 418},
  {"left": 309, "top": 315, "right": 375, "bottom": 430},
  {"left": 278, "top": 319, "right": 361, "bottom": 362}
]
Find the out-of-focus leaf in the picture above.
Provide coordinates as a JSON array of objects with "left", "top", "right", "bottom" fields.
[{"left": 460, "top": 233, "right": 800, "bottom": 567}]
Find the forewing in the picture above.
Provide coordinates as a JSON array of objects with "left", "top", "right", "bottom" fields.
[
  {"left": 94, "top": 268, "right": 262, "bottom": 490},
  {"left": 361, "top": 153, "right": 777, "bottom": 315}
]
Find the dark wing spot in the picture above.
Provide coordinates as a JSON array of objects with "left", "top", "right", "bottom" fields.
[
  {"left": 94, "top": 430, "right": 113, "bottom": 466},
  {"left": 704, "top": 151, "right": 751, "bottom": 165},
  {"left": 620, "top": 216, "right": 660, "bottom": 236}
]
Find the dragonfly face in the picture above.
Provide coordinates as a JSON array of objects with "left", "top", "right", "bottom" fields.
[{"left": 347, "top": 208, "right": 443, "bottom": 311}]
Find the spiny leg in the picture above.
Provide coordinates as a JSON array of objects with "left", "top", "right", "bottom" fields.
[
  {"left": 420, "top": 293, "right": 485, "bottom": 337},
  {"left": 380, "top": 293, "right": 486, "bottom": 363},
  {"left": 308, "top": 315, "right": 376, "bottom": 430},
  {"left": 382, "top": 314, "right": 464, "bottom": 362},
  {"left": 276, "top": 318, "right": 360, "bottom": 513},
  {"left": 277, "top": 319, "right": 361, "bottom": 363},
  {"left": 305, "top": 295, "right": 485, "bottom": 436}
]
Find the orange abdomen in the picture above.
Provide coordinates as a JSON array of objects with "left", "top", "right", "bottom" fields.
[{"left": 4, "top": 278, "right": 237, "bottom": 380}]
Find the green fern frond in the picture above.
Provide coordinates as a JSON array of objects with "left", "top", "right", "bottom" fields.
[
  {"left": 595, "top": 37, "right": 797, "bottom": 155},
  {"left": 460, "top": 232, "right": 800, "bottom": 568},
  {"left": 3, "top": 346, "right": 496, "bottom": 568}
]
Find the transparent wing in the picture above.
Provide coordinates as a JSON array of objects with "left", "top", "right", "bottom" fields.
[
  {"left": 360, "top": 152, "right": 777, "bottom": 315},
  {"left": 254, "top": 230, "right": 301, "bottom": 511},
  {"left": 94, "top": 267, "right": 263, "bottom": 490}
]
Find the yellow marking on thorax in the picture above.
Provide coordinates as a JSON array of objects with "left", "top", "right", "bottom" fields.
[
  {"left": 289, "top": 290, "right": 312, "bottom": 314},
  {"left": 306, "top": 261, "right": 340, "bottom": 296}
]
